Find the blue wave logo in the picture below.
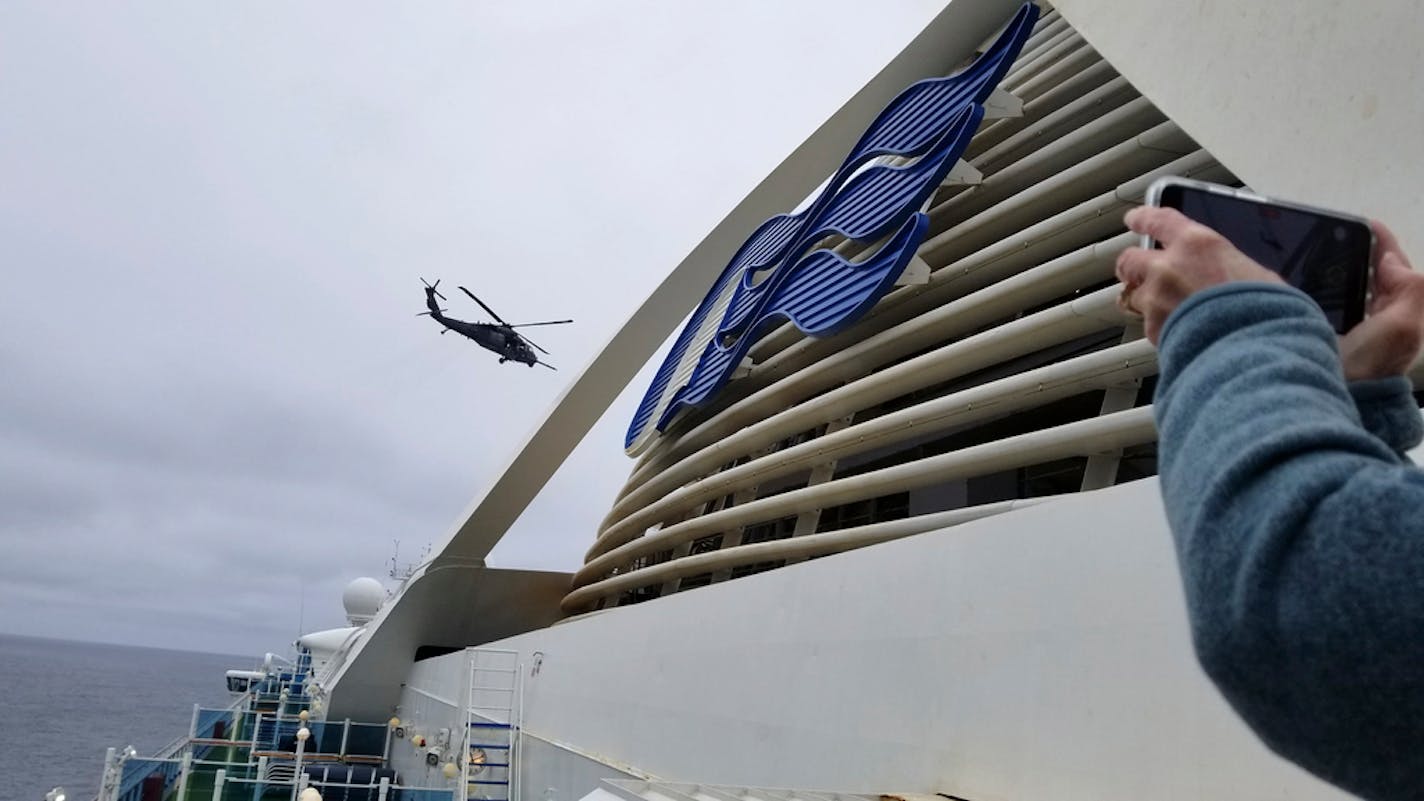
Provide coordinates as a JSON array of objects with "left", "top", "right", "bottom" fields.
[{"left": 625, "top": 3, "right": 1039, "bottom": 454}]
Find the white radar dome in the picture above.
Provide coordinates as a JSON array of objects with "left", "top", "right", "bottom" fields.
[{"left": 342, "top": 577, "right": 385, "bottom": 625}]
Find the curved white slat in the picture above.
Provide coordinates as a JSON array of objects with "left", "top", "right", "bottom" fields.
[
  {"left": 590, "top": 338, "right": 1156, "bottom": 563},
  {"left": 570, "top": 406, "right": 1158, "bottom": 609},
  {"left": 564, "top": 496, "right": 1055, "bottom": 611},
  {"left": 603, "top": 231, "right": 1132, "bottom": 528}
]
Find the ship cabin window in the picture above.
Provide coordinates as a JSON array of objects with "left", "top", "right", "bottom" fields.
[
  {"left": 817, "top": 493, "right": 910, "bottom": 532},
  {"left": 618, "top": 584, "right": 662, "bottom": 606},
  {"left": 728, "top": 514, "right": 800, "bottom": 578}
]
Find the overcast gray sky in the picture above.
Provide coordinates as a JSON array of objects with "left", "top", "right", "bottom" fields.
[{"left": 0, "top": 1, "right": 944, "bottom": 657}]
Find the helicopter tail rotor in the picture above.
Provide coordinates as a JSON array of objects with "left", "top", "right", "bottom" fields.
[{"left": 420, "top": 277, "right": 448, "bottom": 301}]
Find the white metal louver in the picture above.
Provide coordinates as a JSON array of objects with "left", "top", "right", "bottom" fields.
[{"left": 567, "top": 6, "right": 1238, "bottom": 613}]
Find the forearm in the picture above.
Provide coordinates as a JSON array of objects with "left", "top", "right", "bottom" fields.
[
  {"left": 1348, "top": 375, "right": 1422, "bottom": 455},
  {"left": 1155, "top": 283, "right": 1424, "bottom": 801}
]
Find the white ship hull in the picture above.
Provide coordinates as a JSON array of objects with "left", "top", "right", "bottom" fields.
[{"left": 376, "top": 481, "right": 1366, "bottom": 800}]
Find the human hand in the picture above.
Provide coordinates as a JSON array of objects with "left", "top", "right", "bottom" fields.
[
  {"left": 1115, "top": 206, "right": 1283, "bottom": 344},
  {"left": 1339, "top": 221, "right": 1424, "bottom": 381}
]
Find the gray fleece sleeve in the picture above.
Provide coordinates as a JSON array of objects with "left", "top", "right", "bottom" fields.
[
  {"left": 1348, "top": 376, "right": 1422, "bottom": 455},
  {"left": 1154, "top": 282, "right": 1424, "bottom": 801}
]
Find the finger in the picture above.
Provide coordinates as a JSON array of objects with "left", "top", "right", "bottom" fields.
[
  {"left": 1392, "top": 253, "right": 1424, "bottom": 310},
  {"left": 1115, "top": 246, "right": 1155, "bottom": 286},
  {"left": 1379, "top": 249, "right": 1412, "bottom": 282},
  {"left": 1371, "top": 221, "right": 1407, "bottom": 266},
  {"left": 1143, "top": 313, "right": 1164, "bottom": 346},
  {"left": 1124, "top": 206, "right": 1199, "bottom": 246},
  {"left": 1370, "top": 250, "right": 1413, "bottom": 310},
  {"left": 1132, "top": 271, "right": 1192, "bottom": 347},
  {"left": 1372, "top": 250, "right": 1397, "bottom": 294}
]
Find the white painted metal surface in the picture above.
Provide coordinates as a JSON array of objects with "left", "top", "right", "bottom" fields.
[
  {"left": 1053, "top": 0, "right": 1424, "bottom": 253},
  {"left": 482, "top": 481, "right": 1356, "bottom": 800},
  {"left": 327, "top": 566, "right": 567, "bottom": 720},
  {"left": 590, "top": 779, "right": 880, "bottom": 801}
]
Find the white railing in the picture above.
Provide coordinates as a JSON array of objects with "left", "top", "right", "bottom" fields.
[{"left": 211, "top": 771, "right": 455, "bottom": 801}]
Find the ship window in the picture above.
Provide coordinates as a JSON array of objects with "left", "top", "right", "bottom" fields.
[
  {"left": 672, "top": 535, "right": 726, "bottom": 592},
  {"left": 1114, "top": 442, "right": 1158, "bottom": 484},
  {"left": 689, "top": 534, "right": 723, "bottom": 554},
  {"left": 774, "top": 425, "right": 825, "bottom": 452},
  {"left": 755, "top": 473, "right": 810, "bottom": 499},
  {"left": 677, "top": 573, "right": 713, "bottom": 591},
  {"left": 722, "top": 515, "right": 798, "bottom": 578},
  {"left": 617, "top": 583, "right": 662, "bottom": 606},
  {"left": 627, "top": 549, "right": 674, "bottom": 572},
  {"left": 1136, "top": 373, "right": 1159, "bottom": 406},
  {"left": 728, "top": 560, "right": 786, "bottom": 578},
  {"left": 817, "top": 492, "right": 910, "bottom": 532},
  {"left": 1020, "top": 456, "right": 1090, "bottom": 497},
  {"left": 741, "top": 515, "right": 797, "bottom": 545}
]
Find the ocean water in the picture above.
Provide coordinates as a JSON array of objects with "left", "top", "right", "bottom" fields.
[{"left": 0, "top": 634, "right": 255, "bottom": 801}]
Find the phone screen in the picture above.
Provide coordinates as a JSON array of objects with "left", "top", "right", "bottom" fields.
[{"left": 1159, "top": 184, "right": 1372, "bottom": 332}]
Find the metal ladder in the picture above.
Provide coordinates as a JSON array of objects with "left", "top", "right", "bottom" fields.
[{"left": 462, "top": 648, "right": 522, "bottom": 801}]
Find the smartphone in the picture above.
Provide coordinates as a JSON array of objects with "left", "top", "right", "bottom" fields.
[{"left": 1143, "top": 177, "right": 1374, "bottom": 333}]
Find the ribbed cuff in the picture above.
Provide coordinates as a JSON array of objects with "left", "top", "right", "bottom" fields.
[{"left": 1349, "top": 376, "right": 1424, "bottom": 453}]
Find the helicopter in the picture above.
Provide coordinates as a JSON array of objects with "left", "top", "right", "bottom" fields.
[{"left": 420, "top": 278, "right": 572, "bottom": 369}]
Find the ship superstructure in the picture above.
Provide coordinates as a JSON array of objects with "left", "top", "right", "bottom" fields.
[
  {"left": 80, "top": 1, "right": 1424, "bottom": 800},
  {"left": 91, "top": 581, "right": 444, "bottom": 801}
]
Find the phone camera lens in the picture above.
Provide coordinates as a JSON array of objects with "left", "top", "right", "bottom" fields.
[{"left": 1333, "top": 226, "right": 1348, "bottom": 241}]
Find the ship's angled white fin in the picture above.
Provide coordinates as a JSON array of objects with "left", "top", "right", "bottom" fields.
[
  {"left": 940, "top": 158, "right": 983, "bottom": 187},
  {"left": 895, "top": 256, "right": 931, "bottom": 286},
  {"left": 982, "top": 86, "right": 1024, "bottom": 119}
]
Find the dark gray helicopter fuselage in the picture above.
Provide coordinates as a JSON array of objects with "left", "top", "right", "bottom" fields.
[{"left": 424, "top": 289, "right": 538, "bottom": 366}]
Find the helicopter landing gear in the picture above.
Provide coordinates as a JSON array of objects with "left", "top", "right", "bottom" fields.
[{"left": 498, "top": 357, "right": 507, "bottom": 364}]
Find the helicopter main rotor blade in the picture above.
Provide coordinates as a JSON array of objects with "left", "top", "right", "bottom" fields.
[
  {"left": 518, "top": 333, "right": 550, "bottom": 356},
  {"left": 457, "top": 286, "right": 508, "bottom": 325},
  {"left": 508, "top": 319, "right": 573, "bottom": 328},
  {"left": 536, "top": 360, "right": 557, "bottom": 370}
]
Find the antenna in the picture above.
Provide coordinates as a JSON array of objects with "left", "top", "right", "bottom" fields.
[{"left": 388, "top": 538, "right": 430, "bottom": 583}]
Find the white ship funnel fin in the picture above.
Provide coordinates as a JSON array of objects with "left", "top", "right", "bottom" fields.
[
  {"left": 940, "top": 158, "right": 983, "bottom": 187},
  {"left": 895, "top": 256, "right": 932, "bottom": 286},
  {"left": 983, "top": 86, "right": 1024, "bottom": 119}
]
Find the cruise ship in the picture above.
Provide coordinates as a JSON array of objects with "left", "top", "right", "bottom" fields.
[{"left": 80, "top": 1, "right": 1424, "bottom": 800}]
